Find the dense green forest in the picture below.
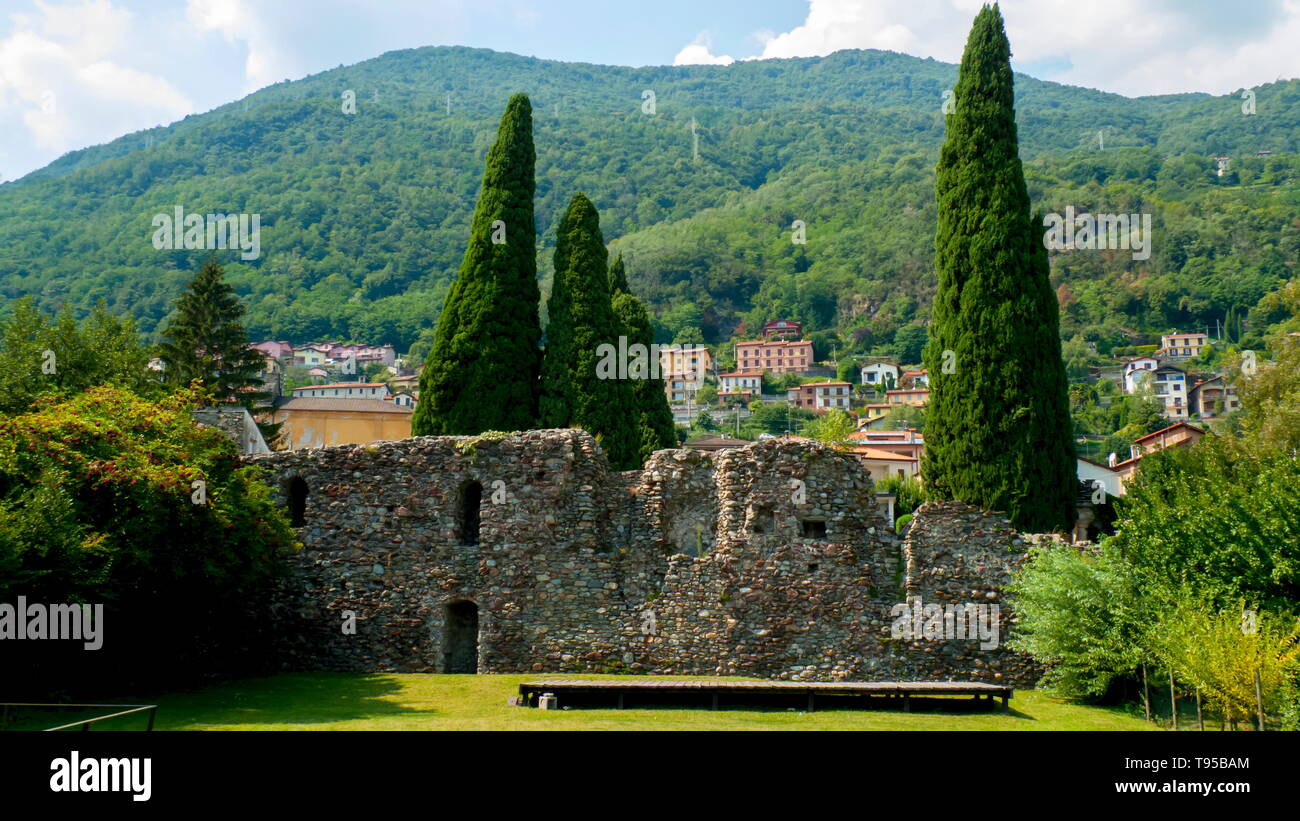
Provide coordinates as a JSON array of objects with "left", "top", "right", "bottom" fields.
[{"left": 0, "top": 45, "right": 1296, "bottom": 355}]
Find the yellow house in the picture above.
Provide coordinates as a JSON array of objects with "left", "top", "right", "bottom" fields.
[
  {"left": 270, "top": 397, "right": 412, "bottom": 450},
  {"left": 859, "top": 403, "right": 891, "bottom": 425},
  {"left": 292, "top": 346, "right": 329, "bottom": 368},
  {"left": 1159, "top": 332, "right": 1209, "bottom": 360},
  {"left": 659, "top": 344, "right": 713, "bottom": 403},
  {"left": 658, "top": 344, "right": 713, "bottom": 378}
]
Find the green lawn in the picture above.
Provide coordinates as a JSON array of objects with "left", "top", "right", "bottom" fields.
[{"left": 9, "top": 673, "right": 1157, "bottom": 731}]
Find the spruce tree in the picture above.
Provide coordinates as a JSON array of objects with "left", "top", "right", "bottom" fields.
[
  {"left": 921, "top": 5, "right": 1076, "bottom": 532},
  {"left": 611, "top": 277, "right": 678, "bottom": 463},
  {"left": 413, "top": 93, "right": 541, "bottom": 436},
  {"left": 540, "top": 194, "right": 640, "bottom": 469},
  {"left": 157, "top": 259, "right": 280, "bottom": 445}
]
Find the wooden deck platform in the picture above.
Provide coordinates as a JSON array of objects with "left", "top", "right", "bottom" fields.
[{"left": 518, "top": 679, "right": 1012, "bottom": 712}]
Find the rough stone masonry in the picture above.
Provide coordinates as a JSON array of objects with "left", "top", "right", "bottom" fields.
[{"left": 247, "top": 430, "right": 1042, "bottom": 685}]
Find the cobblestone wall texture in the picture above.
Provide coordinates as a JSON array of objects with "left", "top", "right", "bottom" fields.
[{"left": 248, "top": 430, "right": 1042, "bottom": 685}]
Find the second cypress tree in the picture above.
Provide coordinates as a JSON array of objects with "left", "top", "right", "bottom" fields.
[
  {"left": 540, "top": 195, "right": 640, "bottom": 469},
  {"left": 921, "top": 5, "right": 1076, "bottom": 532}
]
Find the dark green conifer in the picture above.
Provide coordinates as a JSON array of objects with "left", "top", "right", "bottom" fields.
[
  {"left": 921, "top": 4, "right": 1076, "bottom": 532},
  {"left": 540, "top": 194, "right": 640, "bottom": 469},
  {"left": 608, "top": 251, "right": 676, "bottom": 462},
  {"left": 413, "top": 93, "right": 541, "bottom": 435},
  {"left": 612, "top": 290, "right": 678, "bottom": 463},
  {"left": 157, "top": 258, "right": 280, "bottom": 443}
]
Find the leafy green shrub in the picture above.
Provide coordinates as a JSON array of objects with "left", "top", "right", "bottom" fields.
[
  {"left": 1112, "top": 439, "right": 1300, "bottom": 611},
  {"left": 1007, "top": 541, "right": 1149, "bottom": 697},
  {"left": 875, "top": 474, "right": 926, "bottom": 517},
  {"left": 1147, "top": 597, "right": 1300, "bottom": 725},
  {"left": 0, "top": 386, "right": 298, "bottom": 698}
]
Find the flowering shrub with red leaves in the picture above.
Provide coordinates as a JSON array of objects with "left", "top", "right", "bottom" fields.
[{"left": 0, "top": 385, "right": 298, "bottom": 695}]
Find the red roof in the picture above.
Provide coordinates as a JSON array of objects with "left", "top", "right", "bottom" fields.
[
  {"left": 293, "top": 382, "right": 387, "bottom": 391},
  {"left": 850, "top": 446, "right": 918, "bottom": 462},
  {"left": 737, "top": 340, "right": 812, "bottom": 348},
  {"left": 1134, "top": 421, "right": 1204, "bottom": 445},
  {"left": 251, "top": 341, "right": 294, "bottom": 361}
]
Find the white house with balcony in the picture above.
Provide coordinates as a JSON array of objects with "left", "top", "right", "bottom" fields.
[
  {"left": 1122, "top": 356, "right": 1161, "bottom": 394},
  {"left": 718, "top": 371, "right": 763, "bottom": 393},
  {"left": 1127, "top": 362, "right": 1189, "bottom": 420},
  {"left": 860, "top": 361, "right": 900, "bottom": 387},
  {"left": 1150, "top": 365, "right": 1189, "bottom": 420}
]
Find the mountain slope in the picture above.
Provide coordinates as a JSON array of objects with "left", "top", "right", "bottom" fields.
[{"left": 0, "top": 45, "right": 1296, "bottom": 353}]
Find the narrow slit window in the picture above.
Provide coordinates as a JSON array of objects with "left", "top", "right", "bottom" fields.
[
  {"left": 287, "top": 477, "right": 308, "bottom": 527},
  {"left": 459, "top": 481, "right": 483, "bottom": 546}
]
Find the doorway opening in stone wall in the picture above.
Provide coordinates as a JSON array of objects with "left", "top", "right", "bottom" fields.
[
  {"left": 287, "top": 476, "right": 308, "bottom": 527},
  {"left": 442, "top": 600, "right": 479, "bottom": 673}
]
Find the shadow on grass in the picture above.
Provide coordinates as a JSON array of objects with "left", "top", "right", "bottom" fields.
[
  {"left": 159, "top": 672, "right": 434, "bottom": 729},
  {"left": 3, "top": 705, "right": 159, "bottom": 732},
  {"left": 4, "top": 673, "right": 433, "bottom": 731}
]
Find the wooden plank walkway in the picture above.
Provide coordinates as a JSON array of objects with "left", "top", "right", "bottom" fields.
[{"left": 518, "top": 679, "right": 1012, "bottom": 712}]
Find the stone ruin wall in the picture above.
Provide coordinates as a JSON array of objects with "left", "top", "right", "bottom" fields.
[{"left": 247, "top": 429, "right": 1042, "bottom": 686}]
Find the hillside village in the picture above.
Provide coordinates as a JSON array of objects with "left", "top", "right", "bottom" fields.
[{"left": 232, "top": 316, "right": 1281, "bottom": 544}]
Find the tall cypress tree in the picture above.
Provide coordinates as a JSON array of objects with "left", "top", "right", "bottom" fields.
[
  {"left": 157, "top": 259, "right": 279, "bottom": 437},
  {"left": 921, "top": 4, "right": 1076, "bottom": 532},
  {"left": 609, "top": 253, "right": 678, "bottom": 462},
  {"left": 413, "top": 93, "right": 541, "bottom": 436},
  {"left": 540, "top": 194, "right": 640, "bottom": 469}
]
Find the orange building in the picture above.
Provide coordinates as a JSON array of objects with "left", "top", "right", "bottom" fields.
[
  {"left": 786, "top": 381, "right": 852, "bottom": 411},
  {"left": 270, "top": 397, "right": 413, "bottom": 450},
  {"left": 736, "top": 339, "right": 814, "bottom": 374}
]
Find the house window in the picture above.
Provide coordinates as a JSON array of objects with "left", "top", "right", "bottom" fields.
[{"left": 749, "top": 505, "right": 775, "bottom": 535}]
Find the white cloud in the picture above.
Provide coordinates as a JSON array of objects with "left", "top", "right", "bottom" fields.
[
  {"left": 674, "top": 33, "right": 734, "bottom": 66},
  {"left": 186, "top": 0, "right": 293, "bottom": 93},
  {"left": 742, "top": 0, "right": 1300, "bottom": 96},
  {"left": 185, "top": 0, "right": 474, "bottom": 94},
  {"left": 0, "top": 0, "right": 474, "bottom": 180},
  {"left": 0, "top": 2, "right": 192, "bottom": 175}
]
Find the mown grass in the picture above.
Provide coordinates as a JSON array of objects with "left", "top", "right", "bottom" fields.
[{"left": 8, "top": 673, "right": 1156, "bottom": 731}]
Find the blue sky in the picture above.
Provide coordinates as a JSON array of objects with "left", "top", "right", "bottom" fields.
[{"left": 2, "top": 0, "right": 1298, "bottom": 181}]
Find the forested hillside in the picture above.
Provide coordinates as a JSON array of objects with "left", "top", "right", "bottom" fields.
[
  {"left": 0, "top": 45, "right": 1296, "bottom": 355},
  {"left": 618, "top": 145, "right": 1300, "bottom": 355}
]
